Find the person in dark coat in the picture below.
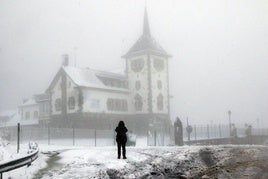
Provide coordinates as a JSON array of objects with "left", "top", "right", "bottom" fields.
[{"left": 115, "top": 121, "right": 128, "bottom": 159}]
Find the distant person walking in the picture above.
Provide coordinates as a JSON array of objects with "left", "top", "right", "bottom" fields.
[{"left": 115, "top": 121, "right": 128, "bottom": 159}]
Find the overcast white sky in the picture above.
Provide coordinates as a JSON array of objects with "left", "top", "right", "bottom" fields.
[{"left": 0, "top": 0, "right": 268, "bottom": 127}]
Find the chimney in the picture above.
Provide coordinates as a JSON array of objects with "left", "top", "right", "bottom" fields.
[{"left": 62, "top": 54, "right": 69, "bottom": 66}]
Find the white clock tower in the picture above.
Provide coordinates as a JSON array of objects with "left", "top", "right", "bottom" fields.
[{"left": 123, "top": 8, "right": 171, "bottom": 128}]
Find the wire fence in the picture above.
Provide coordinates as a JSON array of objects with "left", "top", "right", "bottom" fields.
[
  {"left": 0, "top": 124, "right": 267, "bottom": 146},
  {"left": 182, "top": 124, "right": 268, "bottom": 141}
]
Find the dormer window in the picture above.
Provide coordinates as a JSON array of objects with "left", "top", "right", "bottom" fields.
[
  {"left": 34, "top": 111, "right": 39, "bottom": 119},
  {"left": 25, "top": 111, "right": 30, "bottom": 120}
]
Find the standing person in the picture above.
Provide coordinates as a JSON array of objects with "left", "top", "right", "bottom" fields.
[{"left": 115, "top": 121, "right": 128, "bottom": 159}]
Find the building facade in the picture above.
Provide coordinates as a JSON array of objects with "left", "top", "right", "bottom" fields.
[{"left": 19, "top": 9, "right": 172, "bottom": 134}]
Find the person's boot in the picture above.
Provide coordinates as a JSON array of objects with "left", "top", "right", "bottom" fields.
[{"left": 123, "top": 156, "right": 127, "bottom": 159}]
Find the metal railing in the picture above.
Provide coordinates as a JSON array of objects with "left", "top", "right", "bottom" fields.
[{"left": 0, "top": 144, "right": 39, "bottom": 179}]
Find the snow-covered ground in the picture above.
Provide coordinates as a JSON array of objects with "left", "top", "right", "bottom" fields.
[{"left": 1, "top": 142, "right": 268, "bottom": 179}]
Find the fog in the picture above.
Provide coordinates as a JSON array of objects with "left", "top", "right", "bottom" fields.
[{"left": 0, "top": 0, "right": 268, "bottom": 127}]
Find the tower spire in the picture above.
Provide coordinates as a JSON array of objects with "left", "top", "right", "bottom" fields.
[{"left": 143, "top": 7, "right": 151, "bottom": 36}]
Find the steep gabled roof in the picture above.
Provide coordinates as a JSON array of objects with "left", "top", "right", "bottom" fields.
[
  {"left": 47, "top": 66, "right": 129, "bottom": 93},
  {"left": 123, "top": 8, "right": 170, "bottom": 58},
  {"left": 63, "top": 66, "right": 104, "bottom": 89}
]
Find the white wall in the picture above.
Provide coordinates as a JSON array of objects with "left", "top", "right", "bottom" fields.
[
  {"left": 127, "top": 55, "right": 149, "bottom": 113},
  {"left": 51, "top": 76, "right": 62, "bottom": 115},
  {"left": 51, "top": 75, "right": 80, "bottom": 115},
  {"left": 21, "top": 104, "right": 39, "bottom": 121},
  {"left": 50, "top": 73, "right": 131, "bottom": 115},
  {"left": 150, "top": 55, "right": 169, "bottom": 114},
  {"left": 66, "top": 77, "right": 80, "bottom": 113},
  {"left": 83, "top": 89, "right": 130, "bottom": 114}
]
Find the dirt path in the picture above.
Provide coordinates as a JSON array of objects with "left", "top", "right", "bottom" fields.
[{"left": 32, "top": 150, "right": 65, "bottom": 179}]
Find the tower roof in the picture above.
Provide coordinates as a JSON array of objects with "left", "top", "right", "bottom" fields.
[{"left": 123, "top": 8, "right": 170, "bottom": 58}]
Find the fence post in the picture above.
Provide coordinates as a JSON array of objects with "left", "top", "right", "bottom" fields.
[
  {"left": 73, "top": 127, "right": 75, "bottom": 146},
  {"left": 147, "top": 131, "right": 149, "bottom": 146},
  {"left": 154, "top": 130, "right": 157, "bottom": 146},
  {"left": 194, "top": 125, "right": 197, "bottom": 141},
  {"left": 207, "top": 124, "right": 210, "bottom": 139},
  {"left": 219, "top": 124, "right": 222, "bottom": 138},
  {"left": 48, "top": 125, "right": 50, "bottom": 145},
  {"left": 17, "top": 123, "right": 20, "bottom": 153}
]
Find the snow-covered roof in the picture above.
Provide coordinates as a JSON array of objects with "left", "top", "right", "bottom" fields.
[
  {"left": 0, "top": 110, "right": 17, "bottom": 117},
  {"left": 63, "top": 66, "right": 129, "bottom": 93},
  {"left": 19, "top": 98, "right": 37, "bottom": 107},
  {"left": 63, "top": 66, "right": 104, "bottom": 88},
  {"left": 0, "top": 110, "right": 18, "bottom": 125}
]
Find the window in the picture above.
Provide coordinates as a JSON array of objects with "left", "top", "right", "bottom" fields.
[
  {"left": 40, "top": 103, "right": 49, "bottom": 115},
  {"left": 154, "top": 58, "right": 164, "bottom": 72},
  {"left": 135, "top": 81, "right": 141, "bottom": 90},
  {"left": 34, "top": 111, "right": 38, "bottom": 119},
  {"left": 106, "top": 98, "right": 128, "bottom": 111},
  {"left": 131, "top": 59, "right": 144, "bottom": 72},
  {"left": 110, "top": 80, "right": 114, "bottom": 87},
  {"left": 25, "top": 111, "right": 30, "bottom": 120},
  {"left": 68, "top": 97, "right": 75, "bottom": 110},
  {"left": 115, "top": 100, "right": 120, "bottom": 110},
  {"left": 122, "top": 100, "right": 128, "bottom": 111},
  {"left": 107, "top": 99, "right": 113, "bottom": 110},
  {"left": 55, "top": 98, "right": 62, "bottom": 111},
  {"left": 157, "top": 94, "right": 164, "bottom": 111},
  {"left": 157, "top": 80, "right": 162, "bottom": 89},
  {"left": 134, "top": 94, "right": 143, "bottom": 111}
]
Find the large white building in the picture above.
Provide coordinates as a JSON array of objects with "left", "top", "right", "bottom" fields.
[{"left": 20, "top": 9, "right": 172, "bottom": 134}]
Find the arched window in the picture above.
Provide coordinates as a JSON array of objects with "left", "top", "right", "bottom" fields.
[
  {"left": 154, "top": 58, "right": 164, "bottom": 72},
  {"left": 34, "top": 111, "right": 38, "bottom": 119},
  {"left": 55, "top": 98, "right": 62, "bottom": 111},
  {"left": 68, "top": 97, "right": 75, "bottom": 110},
  {"left": 25, "top": 111, "right": 30, "bottom": 120},
  {"left": 157, "top": 94, "right": 164, "bottom": 111},
  {"left": 134, "top": 94, "right": 143, "bottom": 111},
  {"left": 135, "top": 81, "right": 141, "bottom": 90},
  {"left": 157, "top": 80, "right": 162, "bottom": 89}
]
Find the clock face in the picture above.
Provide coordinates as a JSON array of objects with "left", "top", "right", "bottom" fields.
[
  {"left": 131, "top": 59, "right": 144, "bottom": 72},
  {"left": 154, "top": 58, "right": 164, "bottom": 72}
]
